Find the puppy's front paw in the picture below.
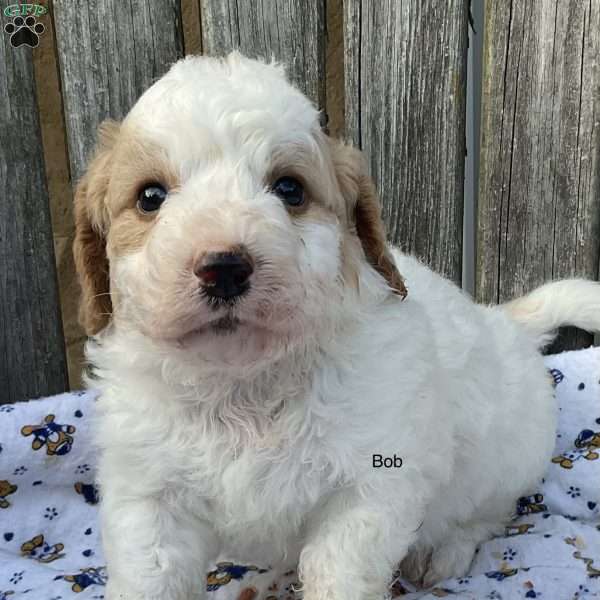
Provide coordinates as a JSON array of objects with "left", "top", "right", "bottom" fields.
[
  {"left": 400, "top": 544, "right": 432, "bottom": 587},
  {"left": 421, "top": 541, "right": 474, "bottom": 589}
]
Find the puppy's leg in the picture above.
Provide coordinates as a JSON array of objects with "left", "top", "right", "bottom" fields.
[
  {"left": 299, "top": 490, "right": 423, "bottom": 600},
  {"left": 421, "top": 521, "right": 502, "bottom": 588},
  {"left": 399, "top": 541, "right": 432, "bottom": 586},
  {"left": 102, "top": 493, "right": 218, "bottom": 600}
]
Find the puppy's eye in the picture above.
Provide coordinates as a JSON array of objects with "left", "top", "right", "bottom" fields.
[
  {"left": 271, "top": 176, "right": 304, "bottom": 207},
  {"left": 138, "top": 184, "right": 167, "bottom": 213}
]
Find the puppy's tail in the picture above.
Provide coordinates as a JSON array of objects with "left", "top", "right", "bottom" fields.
[{"left": 503, "top": 279, "right": 600, "bottom": 347}]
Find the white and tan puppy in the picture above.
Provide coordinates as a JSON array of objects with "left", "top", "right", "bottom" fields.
[{"left": 73, "top": 52, "right": 600, "bottom": 600}]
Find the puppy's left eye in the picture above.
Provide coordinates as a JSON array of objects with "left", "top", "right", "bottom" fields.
[
  {"left": 271, "top": 177, "right": 304, "bottom": 207},
  {"left": 138, "top": 184, "right": 167, "bottom": 213}
]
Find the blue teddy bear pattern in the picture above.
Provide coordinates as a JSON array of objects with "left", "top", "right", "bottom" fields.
[{"left": 21, "top": 415, "right": 76, "bottom": 456}]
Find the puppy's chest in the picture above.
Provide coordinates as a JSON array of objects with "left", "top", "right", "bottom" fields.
[{"left": 182, "top": 427, "right": 340, "bottom": 540}]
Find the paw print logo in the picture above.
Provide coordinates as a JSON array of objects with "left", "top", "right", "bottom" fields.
[
  {"left": 44, "top": 506, "right": 58, "bottom": 521},
  {"left": 502, "top": 547, "right": 517, "bottom": 561},
  {"left": 5, "top": 14, "right": 45, "bottom": 47},
  {"left": 4, "top": 16, "right": 45, "bottom": 48},
  {"left": 8, "top": 571, "right": 23, "bottom": 585}
]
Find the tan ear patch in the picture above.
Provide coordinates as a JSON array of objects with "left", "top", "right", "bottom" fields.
[
  {"left": 72, "top": 120, "right": 118, "bottom": 335},
  {"left": 73, "top": 122, "right": 182, "bottom": 335},
  {"left": 331, "top": 141, "right": 407, "bottom": 298},
  {"left": 354, "top": 174, "right": 407, "bottom": 298}
]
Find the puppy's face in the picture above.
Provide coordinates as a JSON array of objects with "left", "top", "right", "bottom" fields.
[{"left": 74, "top": 54, "right": 405, "bottom": 368}]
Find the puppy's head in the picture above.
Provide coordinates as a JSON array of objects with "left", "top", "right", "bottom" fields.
[{"left": 74, "top": 53, "right": 405, "bottom": 368}]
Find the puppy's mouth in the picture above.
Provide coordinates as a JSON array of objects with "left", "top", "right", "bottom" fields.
[
  {"left": 174, "top": 308, "right": 272, "bottom": 345},
  {"left": 209, "top": 314, "right": 240, "bottom": 334},
  {"left": 174, "top": 311, "right": 242, "bottom": 342},
  {"left": 157, "top": 282, "right": 300, "bottom": 346}
]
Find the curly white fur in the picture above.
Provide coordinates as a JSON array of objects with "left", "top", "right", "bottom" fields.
[{"left": 75, "top": 53, "right": 600, "bottom": 600}]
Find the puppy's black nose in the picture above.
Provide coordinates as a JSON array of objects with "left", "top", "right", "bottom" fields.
[{"left": 194, "top": 249, "right": 254, "bottom": 300}]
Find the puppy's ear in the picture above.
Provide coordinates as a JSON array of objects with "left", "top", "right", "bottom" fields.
[
  {"left": 332, "top": 142, "right": 407, "bottom": 298},
  {"left": 73, "top": 120, "right": 119, "bottom": 335}
]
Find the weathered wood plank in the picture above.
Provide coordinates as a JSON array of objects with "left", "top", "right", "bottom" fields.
[
  {"left": 200, "top": 0, "right": 326, "bottom": 109},
  {"left": 53, "top": 0, "right": 184, "bottom": 182},
  {"left": 477, "top": 1, "right": 600, "bottom": 349},
  {"left": 0, "top": 30, "right": 68, "bottom": 403},
  {"left": 344, "top": 0, "right": 469, "bottom": 285}
]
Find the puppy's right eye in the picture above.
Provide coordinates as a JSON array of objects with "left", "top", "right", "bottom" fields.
[
  {"left": 271, "top": 177, "right": 304, "bottom": 207},
  {"left": 138, "top": 184, "right": 167, "bottom": 213}
]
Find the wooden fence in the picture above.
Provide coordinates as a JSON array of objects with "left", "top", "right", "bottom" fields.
[{"left": 1, "top": 0, "right": 599, "bottom": 402}]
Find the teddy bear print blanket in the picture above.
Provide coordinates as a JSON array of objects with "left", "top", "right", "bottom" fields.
[{"left": 1, "top": 347, "right": 600, "bottom": 600}]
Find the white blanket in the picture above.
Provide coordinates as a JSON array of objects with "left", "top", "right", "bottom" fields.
[{"left": 1, "top": 348, "right": 600, "bottom": 599}]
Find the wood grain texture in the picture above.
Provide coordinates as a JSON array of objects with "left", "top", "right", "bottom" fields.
[
  {"left": 344, "top": 0, "right": 469, "bottom": 285},
  {"left": 200, "top": 0, "right": 326, "bottom": 109},
  {"left": 53, "top": 0, "right": 184, "bottom": 182},
  {"left": 0, "top": 33, "right": 68, "bottom": 403},
  {"left": 477, "top": 0, "right": 600, "bottom": 350}
]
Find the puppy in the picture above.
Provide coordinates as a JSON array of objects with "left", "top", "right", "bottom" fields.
[{"left": 73, "top": 52, "right": 600, "bottom": 600}]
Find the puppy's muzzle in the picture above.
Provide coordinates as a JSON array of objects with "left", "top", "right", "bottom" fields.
[{"left": 194, "top": 248, "right": 254, "bottom": 300}]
